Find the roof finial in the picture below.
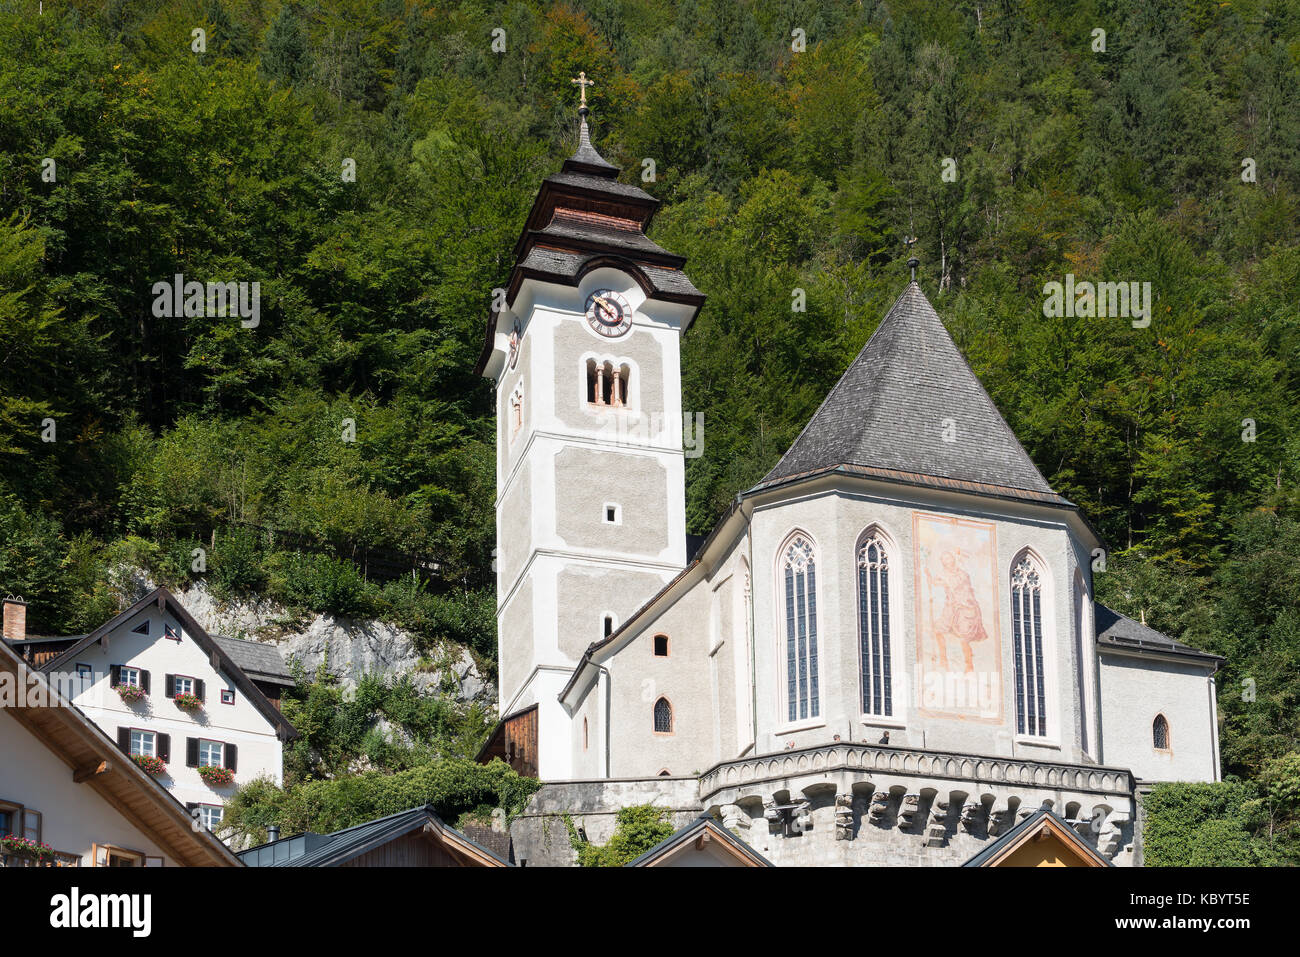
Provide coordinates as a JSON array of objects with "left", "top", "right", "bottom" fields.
[
  {"left": 571, "top": 71, "right": 595, "bottom": 116},
  {"left": 904, "top": 236, "right": 919, "bottom": 282}
]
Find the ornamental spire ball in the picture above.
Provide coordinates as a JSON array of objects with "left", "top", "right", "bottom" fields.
[{"left": 904, "top": 236, "right": 920, "bottom": 282}]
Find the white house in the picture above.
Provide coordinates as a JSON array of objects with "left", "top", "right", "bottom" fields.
[
  {"left": 9, "top": 588, "right": 296, "bottom": 834},
  {"left": 0, "top": 636, "right": 240, "bottom": 867},
  {"left": 477, "top": 103, "right": 1225, "bottom": 866}
]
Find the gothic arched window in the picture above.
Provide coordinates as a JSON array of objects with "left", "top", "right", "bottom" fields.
[
  {"left": 653, "top": 696, "right": 673, "bottom": 734},
  {"left": 857, "top": 532, "right": 893, "bottom": 717},
  {"left": 1153, "top": 714, "right": 1170, "bottom": 750},
  {"left": 780, "top": 534, "right": 820, "bottom": 723},
  {"left": 1011, "top": 555, "right": 1047, "bottom": 737}
]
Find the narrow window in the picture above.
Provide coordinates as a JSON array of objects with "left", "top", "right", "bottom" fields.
[
  {"left": 586, "top": 360, "right": 631, "bottom": 407},
  {"left": 653, "top": 697, "right": 673, "bottom": 733},
  {"left": 603, "top": 615, "right": 615, "bottom": 638},
  {"left": 509, "top": 385, "right": 524, "bottom": 439},
  {"left": 857, "top": 533, "right": 893, "bottom": 717},
  {"left": 583, "top": 717, "right": 589, "bottom": 751},
  {"left": 1153, "top": 714, "right": 1170, "bottom": 750},
  {"left": 1011, "top": 556, "right": 1047, "bottom": 737},
  {"left": 604, "top": 503, "right": 621, "bottom": 525},
  {"left": 781, "top": 534, "right": 820, "bottom": 722},
  {"left": 653, "top": 634, "right": 669, "bottom": 657}
]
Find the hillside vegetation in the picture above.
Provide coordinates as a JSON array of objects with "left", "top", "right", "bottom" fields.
[{"left": 2, "top": 0, "right": 1300, "bottom": 854}]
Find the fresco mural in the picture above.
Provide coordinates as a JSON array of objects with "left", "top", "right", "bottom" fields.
[{"left": 913, "top": 513, "right": 1002, "bottom": 721}]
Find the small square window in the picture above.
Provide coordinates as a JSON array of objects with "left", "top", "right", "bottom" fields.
[
  {"left": 221, "top": 689, "right": 235, "bottom": 705},
  {"left": 76, "top": 663, "right": 93, "bottom": 681},
  {"left": 120, "top": 667, "right": 141, "bottom": 687}
]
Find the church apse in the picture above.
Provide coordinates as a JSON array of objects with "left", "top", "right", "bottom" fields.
[{"left": 913, "top": 512, "right": 1003, "bottom": 724}]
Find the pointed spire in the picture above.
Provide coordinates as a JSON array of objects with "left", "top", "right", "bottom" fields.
[
  {"left": 904, "top": 236, "right": 919, "bottom": 283},
  {"left": 753, "top": 282, "right": 1063, "bottom": 503},
  {"left": 563, "top": 70, "right": 618, "bottom": 178}
]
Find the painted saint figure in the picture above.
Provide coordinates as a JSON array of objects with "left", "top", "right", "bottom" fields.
[{"left": 924, "top": 550, "right": 989, "bottom": 673}]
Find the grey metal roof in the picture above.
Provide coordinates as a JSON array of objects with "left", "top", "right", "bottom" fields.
[
  {"left": 238, "top": 804, "right": 510, "bottom": 867},
  {"left": 1094, "top": 603, "right": 1223, "bottom": 664},
  {"left": 212, "top": 634, "right": 293, "bottom": 685},
  {"left": 754, "top": 282, "right": 1060, "bottom": 502}
]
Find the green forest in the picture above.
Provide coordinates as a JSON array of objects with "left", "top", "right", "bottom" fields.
[{"left": 1, "top": 0, "right": 1299, "bottom": 861}]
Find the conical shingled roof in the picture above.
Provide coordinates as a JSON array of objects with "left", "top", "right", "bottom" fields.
[{"left": 754, "top": 281, "right": 1063, "bottom": 503}]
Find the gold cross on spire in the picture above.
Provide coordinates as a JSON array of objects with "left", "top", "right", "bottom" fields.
[{"left": 570, "top": 71, "right": 595, "bottom": 109}]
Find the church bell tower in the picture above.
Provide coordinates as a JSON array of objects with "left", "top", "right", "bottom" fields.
[{"left": 475, "top": 78, "right": 705, "bottom": 779}]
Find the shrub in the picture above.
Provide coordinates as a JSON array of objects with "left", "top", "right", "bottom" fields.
[{"left": 570, "top": 805, "right": 675, "bottom": 867}]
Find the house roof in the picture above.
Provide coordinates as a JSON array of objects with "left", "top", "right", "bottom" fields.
[
  {"left": 626, "top": 814, "right": 774, "bottom": 867},
  {"left": 0, "top": 639, "right": 242, "bottom": 866},
  {"left": 754, "top": 282, "right": 1067, "bottom": 506},
  {"left": 39, "top": 587, "right": 297, "bottom": 739},
  {"left": 1094, "top": 602, "right": 1224, "bottom": 667},
  {"left": 962, "top": 806, "right": 1111, "bottom": 867},
  {"left": 212, "top": 634, "right": 294, "bottom": 687},
  {"left": 237, "top": 804, "right": 510, "bottom": 867}
]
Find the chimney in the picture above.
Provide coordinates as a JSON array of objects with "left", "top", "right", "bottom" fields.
[
  {"left": 266, "top": 825, "right": 280, "bottom": 843},
  {"left": 3, "top": 596, "right": 25, "bottom": 643}
]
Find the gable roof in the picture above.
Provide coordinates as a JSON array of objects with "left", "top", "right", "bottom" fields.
[
  {"left": 626, "top": 815, "right": 773, "bottom": 867},
  {"left": 754, "top": 282, "right": 1067, "bottom": 506},
  {"left": 963, "top": 807, "right": 1111, "bottom": 867},
  {"left": 237, "top": 805, "right": 510, "bottom": 867},
  {"left": 40, "top": 587, "right": 297, "bottom": 739},
  {"left": 1095, "top": 602, "right": 1223, "bottom": 667},
  {"left": 212, "top": 634, "right": 293, "bottom": 687},
  {"left": 0, "top": 639, "right": 242, "bottom": 866}
]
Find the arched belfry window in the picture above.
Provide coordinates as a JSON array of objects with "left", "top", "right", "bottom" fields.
[
  {"left": 653, "top": 697, "right": 673, "bottom": 734},
  {"left": 857, "top": 531, "right": 893, "bottom": 717},
  {"left": 1011, "top": 555, "right": 1047, "bottom": 737},
  {"left": 1153, "top": 714, "right": 1170, "bottom": 750},
  {"left": 586, "top": 359, "right": 631, "bottom": 407},
  {"left": 780, "top": 534, "right": 820, "bottom": 723}
]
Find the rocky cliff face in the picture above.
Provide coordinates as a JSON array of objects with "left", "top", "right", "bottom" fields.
[{"left": 113, "top": 567, "right": 494, "bottom": 707}]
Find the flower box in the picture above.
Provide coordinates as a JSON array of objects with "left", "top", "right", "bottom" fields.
[
  {"left": 197, "top": 764, "right": 234, "bottom": 787},
  {"left": 1, "top": 835, "right": 55, "bottom": 863},
  {"left": 132, "top": 754, "right": 167, "bottom": 775},
  {"left": 115, "top": 683, "right": 147, "bottom": 704},
  {"left": 173, "top": 692, "right": 202, "bottom": 712}
]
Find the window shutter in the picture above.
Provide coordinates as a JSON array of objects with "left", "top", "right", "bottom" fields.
[
  {"left": 165, "top": 674, "right": 175, "bottom": 697},
  {"left": 186, "top": 737, "right": 198, "bottom": 768},
  {"left": 117, "top": 727, "right": 131, "bottom": 753},
  {"left": 194, "top": 679, "right": 205, "bottom": 703},
  {"left": 157, "top": 734, "right": 171, "bottom": 762},
  {"left": 140, "top": 670, "right": 151, "bottom": 694},
  {"left": 110, "top": 664, "right": 121, "bottom": 686},
  {"left": 225, "top": 743, "right": 238, "bottom": 772}
]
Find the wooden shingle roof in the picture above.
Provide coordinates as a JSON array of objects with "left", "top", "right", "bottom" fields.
[{"left": 754, "top": 282, "right": 1067, "bottom": 505}]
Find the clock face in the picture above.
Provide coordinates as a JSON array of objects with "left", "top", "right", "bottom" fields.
[{"left": 585, "top": 289, "right": 633, "bottom": 337}]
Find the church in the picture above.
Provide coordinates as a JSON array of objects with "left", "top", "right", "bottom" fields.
[{"left": 474, "top": 92, "right": 1224, "bottom": 867}]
